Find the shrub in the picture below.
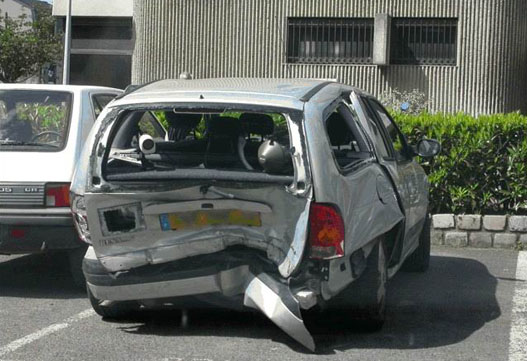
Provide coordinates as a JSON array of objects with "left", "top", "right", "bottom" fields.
[{"left": 393, "top": 112, "right": 527, "bottom": 215}]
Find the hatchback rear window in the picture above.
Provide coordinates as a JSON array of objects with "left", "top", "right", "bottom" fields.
[
  {"left": 104, "top": 109, "right": 293, "bottom": 178},
  {"left": 0, "top": 90, "right": 73, "bottom": 152}
]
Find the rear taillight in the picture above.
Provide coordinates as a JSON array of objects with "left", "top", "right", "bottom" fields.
[
  {"left": 308, "top": 203, "right": 345, "bottom": 260},
  {"left": 45, "top": 183, "right": 71, "bottom": 207},
  {"left": 70, "top": 191, "right": 91, "bottom": 244}
]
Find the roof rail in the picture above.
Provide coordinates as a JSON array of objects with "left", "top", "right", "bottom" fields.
[
  {"left": 299, "top": 81, "right": 335, "bottom": 102},
  {"left": 114, "top": 79, "right": 160, "bottom": 100}
]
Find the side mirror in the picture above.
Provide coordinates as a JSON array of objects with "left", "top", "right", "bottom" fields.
[{"left": 415, "top": 138, "right": 441, "bottom": 158}]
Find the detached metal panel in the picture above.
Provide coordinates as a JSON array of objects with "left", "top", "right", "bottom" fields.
[{"left": 132, "top": 0, "right": 527, "bottom": 115}]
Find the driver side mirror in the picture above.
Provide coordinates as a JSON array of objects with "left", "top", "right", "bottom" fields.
[{"left": 414, "top": 138, "right": 441, "bottom": 158}]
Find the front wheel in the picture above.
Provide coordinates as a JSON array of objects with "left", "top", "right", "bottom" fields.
[{"left": 402, "top": 214, "right": 431, "bottom": 273}]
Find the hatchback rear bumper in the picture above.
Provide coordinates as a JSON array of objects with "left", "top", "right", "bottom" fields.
[{"left": 0, "top": 207, "right": 79, "bottom": 253}]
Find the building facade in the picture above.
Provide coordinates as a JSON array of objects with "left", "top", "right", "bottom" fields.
[
  {"left": 132, "top": 0, "right": 527, "bottom": 115},
  {"left": 53, "top": 0, "right": 133, "bottom": 89}
]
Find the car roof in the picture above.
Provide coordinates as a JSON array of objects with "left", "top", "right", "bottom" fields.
[
  {"left": 111, "top": 78, "right": 347, "bottom": 110},
  {"left": 0, "top": 84, "right": 122, "bottom": 93}
]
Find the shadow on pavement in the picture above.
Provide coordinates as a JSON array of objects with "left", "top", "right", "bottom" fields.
[
  {"left": 0, "top": 253, "right": 85, "bottom": 299},
  {"left": 314, "top": 255, "right": 501, "bottom": 354},
  {"left": 110, "top": 255, "right": 500, "bottom": 354}
]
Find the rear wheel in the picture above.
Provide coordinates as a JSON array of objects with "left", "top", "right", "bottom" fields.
[
  {"left": 326, "top": 237, "right": 387, "bottom": 331},
  {"left": 87, "top": 285, "right": 139, "bottom": 319},
  {"left": 402, "top": 214, "right": 431, "bottom": 273}
]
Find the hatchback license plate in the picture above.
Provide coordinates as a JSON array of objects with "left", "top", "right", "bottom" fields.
[{"left": 160, "top": 210, "right": 262, "bottom": 231}]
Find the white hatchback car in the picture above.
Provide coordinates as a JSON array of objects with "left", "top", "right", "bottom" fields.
[{"left": 0, "top": 84, "right": 121, "bottom": 285}]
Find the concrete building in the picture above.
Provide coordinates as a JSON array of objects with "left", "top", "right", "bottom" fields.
[
  {"left": 52, "top": 0, "right": 133, "bottom": 89},
  {"left": 132, "top": 0, "right": 527, "bottom": 115},
  {"left": 0, "top": 0, "right": 34, "bottom": 22}
]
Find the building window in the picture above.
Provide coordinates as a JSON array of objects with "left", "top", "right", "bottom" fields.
[
  {"left": 287, "top": 18, "right": 374, "bottom": 64},
  {"left": 71, "top": 17, "right": 133, "bottom": 40},
  {"left": 391, "top": 18, "right": 458, "bottom": 65}
]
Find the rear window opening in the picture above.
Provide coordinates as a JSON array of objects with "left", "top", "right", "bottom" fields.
[{"left": 104, "top": 108, "right": 295, "bottom": 180}]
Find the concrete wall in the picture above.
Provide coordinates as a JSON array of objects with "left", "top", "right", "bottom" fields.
[
  {"left": 0, "top": 0, "right": 33, "bottom": 21},
  {"left": 132, "top": 0, "right": 527, "bottom": 115},
  {"left": 52, "top": 0, "right": 133, "bottom": 17}
]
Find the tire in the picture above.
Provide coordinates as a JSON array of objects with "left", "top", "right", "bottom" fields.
[
  {"left": 402, "top": 214, "right": 431, "bottom": 273},
  {"left": 87, "top": 285, "right": 138, "bottom": 319},
  {"left": 326, "top": 237, "right": 387, "bottom": 331},
  {"left": 68, "top": 245, "right": 88, "bottom": 289}
]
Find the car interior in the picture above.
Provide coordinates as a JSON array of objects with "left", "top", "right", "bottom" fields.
[{"left": 106, "top": 110, "right": 293, "bottom": 175}]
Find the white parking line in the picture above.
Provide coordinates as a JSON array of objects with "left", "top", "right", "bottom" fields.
[
  {"left": 0, "top": 309, "right": 95, "bottom": 358},
  {"left": 509, "top": 251, "right": 527, "bottom": 361}
]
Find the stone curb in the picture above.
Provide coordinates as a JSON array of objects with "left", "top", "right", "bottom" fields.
[{"left": 430, "top": 214, "right": 526, "bottom": 250}]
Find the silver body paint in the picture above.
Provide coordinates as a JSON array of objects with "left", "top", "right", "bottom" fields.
[{"left": 73, "top": 79, "right": 431, "bottom": 351}]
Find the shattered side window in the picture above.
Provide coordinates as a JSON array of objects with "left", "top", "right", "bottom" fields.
[
  {"left": 325, "top": 104, "right": 371, "bottom": 171},
  {"left": 105, "top": 109, "right": 294, "bottom": 176},
  {"left": 367, "top": 99, "right": 409, "bottom": 160}
]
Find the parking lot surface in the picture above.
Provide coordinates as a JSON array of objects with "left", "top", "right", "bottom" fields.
[{"left": 0, "top": 247, "right": 525, "bottom": 361}]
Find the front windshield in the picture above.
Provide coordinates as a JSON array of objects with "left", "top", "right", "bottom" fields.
[{"left": 0, "top": 90, "right": 72, "bottom": 151}]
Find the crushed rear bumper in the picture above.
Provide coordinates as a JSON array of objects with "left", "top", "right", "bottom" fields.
[{"left": 84, "top": 247, "right": 316, "bottom": 351}]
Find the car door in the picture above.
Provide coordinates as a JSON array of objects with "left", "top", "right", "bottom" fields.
[{"left": 359, "top": 96, "right": 428, "bottom": 261}]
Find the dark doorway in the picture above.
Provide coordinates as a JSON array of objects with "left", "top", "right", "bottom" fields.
[{"left": 70, "top": 54, "right": 131, "bottom": 89}]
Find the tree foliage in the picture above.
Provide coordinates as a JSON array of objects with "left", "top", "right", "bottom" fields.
[{"left": 0, "top": 3, "right": 62, "bottom": 83}]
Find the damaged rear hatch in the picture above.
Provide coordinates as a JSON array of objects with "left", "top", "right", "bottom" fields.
[{"left": 79, "top": 103, "right": 317, "bottom": 349}]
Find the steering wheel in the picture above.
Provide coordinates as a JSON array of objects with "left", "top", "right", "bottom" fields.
[{"left": 31, "top": 131, "right": 63, "bottom": 143}]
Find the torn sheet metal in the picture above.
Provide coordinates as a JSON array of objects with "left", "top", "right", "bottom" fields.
[
  {"left": 243, "top": 273, "right": 316, "bottom": 352},
  {"left": 87, "top": 184, "right": 310, "bottom": 273}
]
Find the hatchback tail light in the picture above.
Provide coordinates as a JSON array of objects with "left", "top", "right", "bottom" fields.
[
  {"left": 308, "top": 203, "right": 345, "bottom": 260},
  {"left": 45, "top": 183, "right": 71, "bottom": 207}
]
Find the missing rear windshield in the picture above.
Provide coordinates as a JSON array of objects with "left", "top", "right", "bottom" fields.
[{"left": 104, "top": 108, "right": 295, "bottom": 180}]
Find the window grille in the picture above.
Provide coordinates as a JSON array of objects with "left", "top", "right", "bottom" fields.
[
  {"left": 391, "top": 18, "right": 458, "bottom": 65},
  {"left": 287, "top": 18, "right": 374, "bottom": 64}
]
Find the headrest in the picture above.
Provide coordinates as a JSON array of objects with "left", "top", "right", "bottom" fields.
[
  {"left": 239, "top": 113, "right": 274, "bottom": 136},
  {"left": 164, "top": 112, "right": 202, "bottom": 129},
  {"left": 207, "top": 116, "right": 241, "bottom": 136},
  {"left": 327, "top": 113, "right": 351, "bottom": 146}
]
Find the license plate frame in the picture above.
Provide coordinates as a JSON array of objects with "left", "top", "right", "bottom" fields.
[{"left": 159, "top": 209, "right": 262, "bottom": 231}]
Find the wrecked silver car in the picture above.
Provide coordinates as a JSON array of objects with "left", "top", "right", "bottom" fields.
[{"left": 70, "top": 79, "right": 440, "bottom": 351}]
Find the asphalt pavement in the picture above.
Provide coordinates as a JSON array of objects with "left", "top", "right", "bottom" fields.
[{"left": 0, "top": 247, "right": 525, "bottom": 361}]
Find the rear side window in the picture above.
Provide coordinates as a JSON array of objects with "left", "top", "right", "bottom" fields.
[
  {"left": 325, "top": 104, "right": 371, "bottom": 170},
  {"left": 138, "top": 112, "right": 166, "bottom": 139},
  {"left": 92, "top": 94, "right": 117, "bottom": 118}
]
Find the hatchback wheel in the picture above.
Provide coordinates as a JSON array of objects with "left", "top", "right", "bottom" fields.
[{"left": 68, "top": 245, "right": 88, "bottom": 289}]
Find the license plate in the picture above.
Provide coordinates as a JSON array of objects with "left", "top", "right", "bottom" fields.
[{"left": 159, "top": 209, "right": 262, "bottom": 231}]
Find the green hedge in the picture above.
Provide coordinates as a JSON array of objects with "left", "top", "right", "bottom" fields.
[{"left": 393, "top": 112, "right": 527, "bottom": 215}]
